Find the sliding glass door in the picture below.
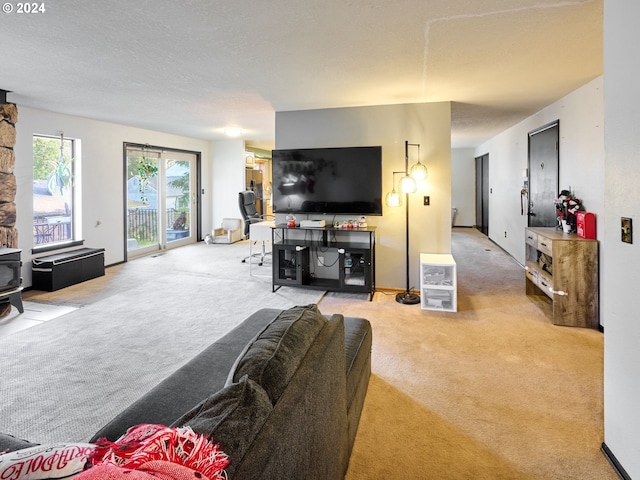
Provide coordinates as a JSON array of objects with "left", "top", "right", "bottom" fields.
[{"left": 125, "top": 145, "right": 198, "bottom": 258}]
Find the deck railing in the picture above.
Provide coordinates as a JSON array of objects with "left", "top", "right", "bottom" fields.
[{"left": 33, "top": 209, "right": 189, "bottom": 247}]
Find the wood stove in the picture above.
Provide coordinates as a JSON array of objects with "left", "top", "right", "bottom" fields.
[
  {"left": 0, "top": 248, "right": 23, "bottom": 314},
  {"left": 0, "top": 248, "right": 21, "bottom": 292}
]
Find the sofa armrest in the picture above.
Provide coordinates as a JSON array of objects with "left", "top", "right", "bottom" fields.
[{"left": 232, "top": 315, "right": 349, "bottom": 480}]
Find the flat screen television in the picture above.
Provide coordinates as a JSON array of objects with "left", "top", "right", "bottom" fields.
[{"left": 271, "top": 146, "right": 383, "bottom": 216}]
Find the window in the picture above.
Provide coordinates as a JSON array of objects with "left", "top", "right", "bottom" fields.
[{"left": 33, "top": 134, "right": 80, "bottom": 248}]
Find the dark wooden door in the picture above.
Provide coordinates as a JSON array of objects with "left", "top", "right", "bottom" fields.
[
  {"left": 475, "top": 154, "right": 489, "bottom": 236},
  {"left": 528, "top": 122, "right": 559, "bottom": 227}
]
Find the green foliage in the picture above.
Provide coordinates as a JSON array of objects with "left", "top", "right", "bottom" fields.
[
  {"left": 48, "top": 155, "right": 73, "bottom": 195},
  {"left": 33, "top": 137, "right": 62, "bottom": 180},
  {"left": 168, "top": 160, "right": 190, "bottom": 210},
  {"left": 33, "top": 136, "right": 74, "bottom": 195},
  {"left": 127, "top": 155, "right": 158, "bottom": 180},
  {"left": 137, "top": 157, "right": 158, "bottom": 205},
  {"left": 126, "top": 154, "right": 160, "bottom": 204},
  {"left": 126, "top": 155, "right": 144, "bottom": 179},
  {"left": 138, "top": 158, "right": 159, "bottom": 181}
]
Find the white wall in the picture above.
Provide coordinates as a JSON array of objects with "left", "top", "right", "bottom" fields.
[
  {"left": 602, "top": 1, "right": 640, "bottom": 476},
  {"left": 475, "top": 77, "right": 605, "bottom": 268},
  {"left": 210, "top": 139, "right": 246, "bottom": 230},
  {"left": 13, "top": 106, "right": 212, "bottom": 284},
  {"left": 451, "top": 148, "right": 476, "bottom": 227},
  {"left": 275, "top": 102, "right": 452, "bottom": 290}
]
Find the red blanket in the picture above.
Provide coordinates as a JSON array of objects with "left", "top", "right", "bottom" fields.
[
  {"left": 77, "top": 460, "right": 223, "bottom": 479},
  {"left": 76, "top": 424, "right": 229, "bottom": 480}
]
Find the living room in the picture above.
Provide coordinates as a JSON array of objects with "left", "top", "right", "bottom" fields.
[{"left": 1, "top": 1, "right": 639, "bottom": 478}]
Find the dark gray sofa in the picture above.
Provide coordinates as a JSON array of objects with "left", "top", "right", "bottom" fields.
[{"left": 1, "top": 305, "right": 372, "bottom": 479}]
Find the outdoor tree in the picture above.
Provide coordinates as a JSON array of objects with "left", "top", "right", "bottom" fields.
[{"left": 33, "top": 137, "right": 61, "bottom": 180}]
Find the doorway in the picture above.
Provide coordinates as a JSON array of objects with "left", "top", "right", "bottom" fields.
[
  {"left": 475, "top": 153, "right": 489, "bottom": 236},
  {"left": 124, "top": 144, "right": 200, "bottom": 259},
  {"left": 528, "top": 121, "right": 559, "bottom": 227}
]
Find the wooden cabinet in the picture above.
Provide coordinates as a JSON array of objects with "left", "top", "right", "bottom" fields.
[
  {"left": 524, "top": 227, "right": 598, "bottom": 328},
  {"left": 420, "top": 253, "right": 457, "bottom": 312}
]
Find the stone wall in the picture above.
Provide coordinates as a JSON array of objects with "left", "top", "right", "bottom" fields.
[{"left": 0, "top": 101, "right": 18, "bottom": 249}]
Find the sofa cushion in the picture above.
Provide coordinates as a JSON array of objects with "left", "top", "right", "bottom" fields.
[
  {"left": 0, "top": 433, "right": 37, "bottom": 454},
  {"left": 227, "top": 304, "right": 328, "bottom": 405},
  {"left": 171, "top": 375, "right": 272, "bottom": 478}
]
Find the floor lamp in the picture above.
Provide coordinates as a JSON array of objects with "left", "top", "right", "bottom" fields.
[{"left": 385, "top": 140, "right": 428, "bottom": 305}]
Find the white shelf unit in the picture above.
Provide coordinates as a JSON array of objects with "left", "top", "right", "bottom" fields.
[{"left": 420, "top": 253, "right": 457, "bottom": 312}]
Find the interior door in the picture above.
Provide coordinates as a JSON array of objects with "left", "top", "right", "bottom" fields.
[
  {"left": 125, "top": 145, "right": 198, "bottom": 259},
  {"left": 528, "top": 122, "right": 559, "bottom": 227},
  {"left": 475, "top": 154, "right": 489, "bottom": 236}
]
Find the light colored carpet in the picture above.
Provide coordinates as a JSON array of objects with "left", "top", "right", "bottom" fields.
[
  {"left": 0, "top": 231, "right": 616, "bottom": 479},
  {"left": 319, "top": 228, "right": 616, "bottom": 480},
  {"left": 0, "top": 240, "right": 323, "bottom": 443}
]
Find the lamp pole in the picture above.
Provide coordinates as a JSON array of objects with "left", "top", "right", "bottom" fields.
[{"left": 396, "top": 140, "right": 421, "bottom": 305}]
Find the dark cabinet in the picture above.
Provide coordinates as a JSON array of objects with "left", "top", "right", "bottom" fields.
[
  {"left": 274, "top": 245, "right": 309, "bottom": 286},
  {"left": 272, "top": 225, "right": 376, "bottom": 300},
  {"left": 340, "top": 249, "right": 371, "bottom": 293},
  {"left": 32, "top": 248, "right": 105, "bottom": 291}
]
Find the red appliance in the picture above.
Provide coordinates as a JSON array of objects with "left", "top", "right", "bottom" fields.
[{"left": 576, "top": 212, "right": 596, "bottom": 239}]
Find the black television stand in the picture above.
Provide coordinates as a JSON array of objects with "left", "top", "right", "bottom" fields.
[{"left": 271, "top": 224, "right": 376, "bottom": 301}]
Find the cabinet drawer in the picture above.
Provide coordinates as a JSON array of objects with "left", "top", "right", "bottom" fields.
[
  {"left": 537, "top": 272, "right": 553, "bottom": 298},
  {"left": 525, "top": 230, "right": 537, "bottom": 247},
  {"left": 422, "top": 287, "right": 456, "bottom": 311},
  {"left": 525, "top": 265, "right": 538, "bottom": 283},
  {"left": 536, "top": 235, "right": 553, "bottom": 256}
]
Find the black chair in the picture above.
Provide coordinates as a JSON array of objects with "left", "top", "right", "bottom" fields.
[
  {"left": 238, "top": 190, "right": 262, "bottom": 237},
  {"left": 238, "top": 191, "right": 274, "bottom": 265}
]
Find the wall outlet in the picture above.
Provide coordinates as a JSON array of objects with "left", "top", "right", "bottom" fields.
[
  {"left": 317, "top": 256, "right": 324, "bottom": 266},
  {"left": 621, "top": 217, "right": 633, "bottom": 244}
]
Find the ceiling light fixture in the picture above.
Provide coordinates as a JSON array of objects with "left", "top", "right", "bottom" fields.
[{"left": 224, "top": 127, "right": 243, "bottom": 137}]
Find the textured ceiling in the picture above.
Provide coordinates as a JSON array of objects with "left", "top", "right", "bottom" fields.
[{"left": 0, "top": 0, "right": 602, "bottom": 149}]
